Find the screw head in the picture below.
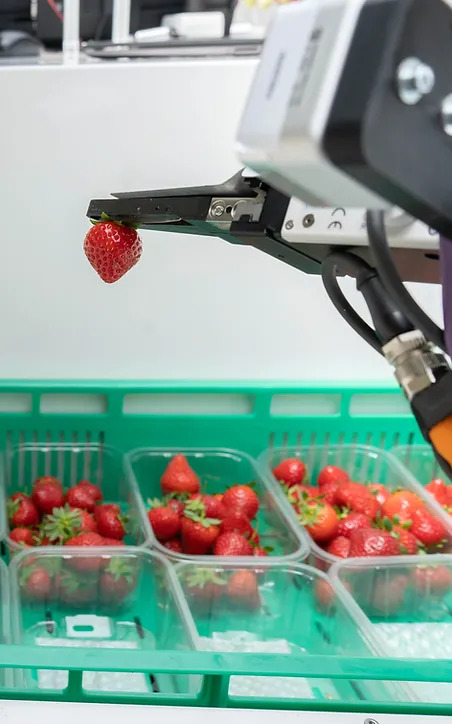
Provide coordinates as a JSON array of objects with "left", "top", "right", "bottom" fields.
[
  {"left": 441, "top": 93, "right": 452, "bottom": 136},
  {"left": 364, "top": 719, "right": 379, "bottom": 724},
  {"left": 303, "top": 213, "right": 315, "bottom": 228},
  {"left": 397, "top": 57, "right": 435, "bottom": 105},
  {"left": 285, "top": 220, "right": 294, "bottom": 230},
  {"left": 210, "top": 201, "right": 226, "bottom": 218}
]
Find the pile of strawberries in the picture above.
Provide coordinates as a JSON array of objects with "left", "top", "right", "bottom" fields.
[
  {"left": 184, "top": 568, "right": 261, "bottom": 612},
  {"left": 425, "top": 477, "right": 452, "bottom": 513},
  {"left": 8, "top": 476, "right": 128, "bottom": 550},
  {"left": 273, "top": 457, "right": 450, "bottom": 559},
  {"left": 146, "top": 454, "right": 268, "bottom": 557}
]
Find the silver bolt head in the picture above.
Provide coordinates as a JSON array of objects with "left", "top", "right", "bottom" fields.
[{"left": 397, "top": 57, "right": 435, "bottom": 105}]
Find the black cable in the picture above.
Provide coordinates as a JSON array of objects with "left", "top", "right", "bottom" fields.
[
  {"left": 321, "top": 252, "right": 383, "bottom": 355},
  {"left": 366, "top": 210, "right": 445, "bottom": 350}
]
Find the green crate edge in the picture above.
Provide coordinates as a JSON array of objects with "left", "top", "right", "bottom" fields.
[{"left": 0, "top": 379, "right": 442, "bottom": 714}]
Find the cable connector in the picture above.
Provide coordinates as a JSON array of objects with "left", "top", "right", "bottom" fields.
[{"left": 383, "top": 330, "right": 451, "bottom": 401}]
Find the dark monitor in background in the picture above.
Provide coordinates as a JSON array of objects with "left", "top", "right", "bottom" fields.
[{"left": 0, "top": 0, "right": 32, "bottom": 33}]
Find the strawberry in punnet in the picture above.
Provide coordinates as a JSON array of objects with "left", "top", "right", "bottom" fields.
[
  {"left": 33, "top": 476, "right": 62, "bottom": 490},
  {"left": 272, "top": 457, "right": 306, "bottom": 486},
  {"left": 227, "top": 570, "right": 260, "bottom": 610},
  {"left": 337, "top": 512, "right": 372, "bottom": 539},
  {"left": 213, "top": 532, "right": 253, "bottom": 556},
  {"left": 298, "top": 500, "right": 339, "bottom": 543},
  {"left": 186, "top": 569, "right": 226, "bottom": 611},
  {"left": 66, "top": 484, "right": 96, "bottom": 512},
  {"left": 10, "top": 527, "right": 34, "bottom": 547},
  {"left": 188, "top": 494, "right": 226, "bottom": 520},
  {"left": 101, "top": 538, "right": 126, "bottom": 547},
  {"left": 286, "top": 484, "right": 320, "bottom": 508},
  {"left": 42, "top": 505, "right": 95, "bottom": 544},
  {"left": 64, "top": 532, "right": 105, "bottom": 571},
  {"left": 20, "top": 566, "right": 52, "bottom": 601},
  {"left": 147, "top": 501, "right": 181, "bottom": 542},
  {"left": 57, "top": 570, "right": 97, "bottom": 606},
  {"left": 220, "top": 510, "right": 254, "bottom": 538},
  {"left": 371, "top": 575, "right": 408, "bottom": 615},
  {"left": 77, "top": 480, "right": 103, "bottom": 502},
  {"left": 349, "top": 528, "right": 401, "bottom": 557},
  {"left": 84, "top": 220, "right": 143, "bottom": 284},
  {"left": 95, "top": 503, "right": 121, "bottom": 518},
  {"left": 253, "top": 546, "right": 269, "bottom": 558},
  {"left": 412, "top": 565, "right": 452, "bottom": 593},
  {"left": 164, "top": 494, "right": 186, "bottom": 517},
  {"left": 8, "top": 495, "right": 39, "bottom": 527},
  {"left": 318, "top": 480, "right": 340, "bottom": 505},
  {"left": 326, "top": 535, "right": 351, "bottom": 558},
  {"left": 74, "top": 509, "right": 98, "bottom": 533},
  {"left": 314, "top": 578, "right": 336, "bottom": 609},
  {"left": 368, "top": 483, "right": 391, "bottom": 506},
  {"left": 446, "top": 487, "right": 452, "bottom": 507},
  {"left": 382, "top": 490, "right": 424, "bottom": 522},
  {"left": 181, "top": 517, "right": 220, "bottom": 554},
  {"left": 425, "top": 478, "right": 448, "bottom": 506},
  {"left": 161, "top": 455, "right": 200, "bottom": 496},
  {"left": 410, "top": 508, "right": 447, "bottom": 548},
  {"left": 96, "top": 505, "right": 127, "bottom": 540},
  {"left": 100, "top": 558, "right": 136, "bottom": 604},
  {"left": 222, "top": 485, "right": 259, "bottom": 520},
  {"left": 335, "top": 482, "right": 380, "bottom": 519},
  {"left": 391, "top": 525, "right": 420, "bottom": 555},
  {"left": 164, "top": 538, "right": 183, "bottom": 553},
  {"left": 32, "top": 479, "right": 64, "bottom": 515},
  {"left": 318, "top": 465, "right": 349, "bottom": 488}
]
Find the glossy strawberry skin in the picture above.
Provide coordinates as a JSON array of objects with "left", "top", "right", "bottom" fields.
[
  {"left": 317, "top": 465, "right": 349, "bottom": 488},
  {"left": 272, "top": 458, "right": 306, "bottom": 486},
  {"left": 326, "top": 535, "right": 351, "bottom": 558},
  {"left": 8, "top": 496, "right": 39, "bottom": 527},
  {"left": 66, "top": 485, "right": 96, "bottom": 512},
  {"left": 180, "top": 517, "right": 219, "bottom": 554},
  {"left": 148, "top": 506, "right": 181, "bottom": 541},
  {"left": 32, "top": 484, "right": 65, "bottom": 515},
  {"left": 161, "top": 455, "right": 201, "bottom": 496},
  {"left": 84, "top": 221, "right": 142, "bottom": 284},
  {"left": 213, "top": 532, "right": 253, "bottom": 556},
  {"left": 96, "top": 507, "right": 126, "bottom": 540},
  {"left": 222, "top": 485, "right": 259, "bottom": 520},
  {"left": 349, "top": 528, "right": 401, "bottom": 557}
]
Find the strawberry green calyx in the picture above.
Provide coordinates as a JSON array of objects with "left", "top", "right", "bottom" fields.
[
  {"left": 42, "top": 505, "right": 84, "bottom": 544},
  {"left": 186, "top": 569, "right": 226, "bottom": 589},
  {"left": 90, "top": 212, "right": 139, "bottom": 231},
  {"left": 184, "top": 499, "right": 220, "bottom": 528},
  {"left": 104, "top": 557, "right": 135, "bottom": 583},
  {"left": 147, "top": 497, "right": 164, "bottom": 509}
]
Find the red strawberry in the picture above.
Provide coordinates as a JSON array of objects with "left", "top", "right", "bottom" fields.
[
  {"left": 148, "top": 506, "right": 181, "bottom": 541},
  {"left": 66, "top": 485, "right": 96, "bottom": 512},
  {"left": 21, "top": 566, "right": 52, "bottom": 600},
  {"left": 371, "top": 575, "right": 408, "bottom": 615},
  {"left": 227, "top": 570, "right": 259, "bottom": 609},
  {"left": 349, "top": 528, "right": 401, "bottom": 557},
  {"left": 446, "top": 487, "right": 452, "bottom": 506},
  {"left": 101, "top": 538, "right": 126, "bottom": 547},
  {"left": 314, "top": 578, "right": 336, "bottom": 609},
  {"left": 186, "top": 569, "right": 226, "bottom": 611},
  {"left": 189, "top": 494, "right": 226, "bottom": 520},
  {"left": 412, "top": 565, "right": 452, "bottom": 593},
  {"left": 42, "top": 505, "right": 94, "bottom": 544},
  {"left": 382, "top": 490, "right": 424, "bottom": 522},
  {"left": 213, "top": 532, "right": 253, "bottom": 556},
  {"left": 163, "top": 538, "right": 183, "bottom": 553},
  {"left": 77, "top": 480, "right": 103, "bottom": 503},
  {"left": 253, "top": 546, "right": 268, "bottom": 557},
  {"left": 10, "top": 492, "right": 28, "bottom": 501},
  {"left": 33, "top": 476, "right": 62, "bottom": 490},
  {"left": 425, "top": 478, "right": 448, "bottom": 505},
  {"left": 410, "top": 508, "right": 447, "bottom": 547},
  {"left": 10, "top": 527, "right": 34, "bottom": 546},
  {"left": 335, "top": 482, "right": 380, "bottom": 519},
  {"left": 57, "top": 571, "right": 97, "bottom": 606},
  {"left": 64, "top": 531, "right": 105, "bottom": 571},
  {"left": 220, "top": 510, "right": 254, "bottom": 538},
  {"left": 272, "top": 458, "right": 306, "bottom": 486},
  {"left": 96, "top": 506, "right": 126, "bottom": 540},
  {"left": 74, "top": 509, "right": 98, "bottom": 533},
  {"left": 298, "top": 501, "right": 339, "bottom": 543},
  {"left": 337, "top": 512, "right": 371, "bottom": 539},
  {"left": 166, "top": 498, "right": 185, "bottom": 517},
  {"left": 326, "top": 535, "right": 351, "bottom": 558},
  {"left": 100, "top": 558, "right": 136, "bottom": 603},
  {"left": 222, "top": 485, "right": 259, "bottom": 520},
  {"left": 84, "top": 220, "right": 142, "bottom": 284},
  {"left": 368, "top": 483, "right": 390, "bottom": 506},
  {"left": 32, "top": 482, "right": 64, "bottom": 515},
  {"left": 392, "top": 525, "right": 419, "bottom": 555},
  {"left": 317, "top": 465, "right": 349, "bottom": 488},
  {"left": 8, "top": 495, "right": 39, "bottom": 527},
  {"left": 181, "top": 517, "right": 220, "bottom": 555},
  {"left": 286, "top": 484, "right": 320, "bottom": 507},
  {"left": 161, "top": 455, "right": 200, "bottom": 496},
  {"left": 317, "top": 480, "right": 340, "bottom": 505},
  {"left": 94, "top": 503, "right": 121, "bottom": 518}
]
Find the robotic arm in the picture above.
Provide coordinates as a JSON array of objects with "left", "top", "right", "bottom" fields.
[{"left": 87, "top": 0, "right": 452, "bottom": 477}]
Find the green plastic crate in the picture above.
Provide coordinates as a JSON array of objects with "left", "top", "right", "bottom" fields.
[{"left": 0, "top": 379, "right": 449, "bottom": 715}]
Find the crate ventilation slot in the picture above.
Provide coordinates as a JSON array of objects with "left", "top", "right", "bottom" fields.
[
  {"left": 40, "top": 394, "right": 107, "bottom": 415},
  {"left": 0, "top": 394, "right": 32, "bottom": 414},
  {"left": 270, "top": 394, "right": 341, "bottom": 416},
  {"left": 122, "top": 393, "right": 254, "bottom": 416},
  {"left": 349, "top": 393, "right": 411, "bottom": 416}
]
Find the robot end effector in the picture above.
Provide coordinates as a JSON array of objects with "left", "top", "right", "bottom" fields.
[{"left": 87, "top": 0, "right": 452, "bottom": 477}]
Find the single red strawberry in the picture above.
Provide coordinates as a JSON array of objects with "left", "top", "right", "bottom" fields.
[
  {"left": 286, "top": 484, "right": 320, "bottom": 507},
  {"left": 371, "top": 574, "right": 408, "bottom": 615},
  {"left": 326, "top": 535, "right": 351, "bottom": 558},
  {"left": 391, "top": 525, "right": 420, "bottom": 554},
  {"left": 317, "top": 480, "right": 340, "bottom": 505},
  {"left": 42, "top": 504, "right": 93, "bottom": 544},
  {"left": 161, "top": 454, "right": 201, "bottom": 496},
  {"left": 220, "top": 510, "right": 254, "bottom": 538},
  {"left": 165, "top": 497, "right": 185, "bottom": 517},
  {"left": 94, "top": 503, "right": 121, "bottom": 519},
  {"left": 410, "top": 508, "right": 447, "bottom": 547},
  {"left": 222, "top": 485, "right": 259, "bottom": 520},
  {"left": 382, "top": 490, "right": 424, "bottom": 522},
  {"left": 412, "top": 565, "right": 452, "bottom": 593},
  {"left": 253, "top": 546, "right": 268, "bottom": 557},
  {"left": 66, "top": 485, "right": 96, "bottom": 512},
  {"left": 10, "top": 527, "right": 34, "bottom": 546},
  {"left": 317, "top": 465, "right": 349, "bottom": 488},
  {"left": 189, "top": 494, "right": 226, "bottom": 520},
  {"left": 335, "top": 482, "right": 380, "bottom": 519},
  {"left": 33, "top": 476, "right": 62, "bottom": 490},
  {"left": 272, "top": 457, "right": 306, "bottom": 486},
  {"left": 337, "top": 512, "right": 372, "bottom": 539},
  {"left": 101, "top": 537, "right": 126, "bottom": 546},
  {"left": 77, "top": 479, "right": 103, "bottom": 503},
  {"left": 368, "top": 483, "right": 391, "bottom": 506},
  {"left": 8, "top": 495, "right": 39, "bottom": 527},
  {"left": 10, "top": 492, "right": 28, "bottom": 501},
  {"left": 227, "top": 570, "right": 260, "bottom": 609},
  {"left": 148, "top": 506, "right": 181, "bottom": 541},
  {"left": 349, "top": 528, "right": 401, "bottom": 557},
  {"left": 100, "top": 558, "right": 136, "bottom": 603},
  {"left": 21, "top": 566, "right": 52, "bottom": 600},
  {"left": 163, "top": 538, "right": 183, "bottom": 553},
  {"left": 74, "top": 509, "right": 98, "bottom": 534},
  {"left": 298, "top": 500, "right": 339, "bottom": 543},
  {"left": 32, "top": 482, "right": 64, "bottom": 515},
  {"left": 84, "top": 220, "right": 142, "bottom": 284},
  {"left": 96, "top": 506, "right": 126, "bottom": 540},
  {"left": 64, "top": 531, "right": 105, "bottom": 571},
  {"left": 425, "top": 478, "right": 448, "bottom": 506},
  {"left": 213, "top": 532, "right": 253, "bottom": 556},
  {"left": 186, "top": 569, "right": 226, "bottom": 611}
]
